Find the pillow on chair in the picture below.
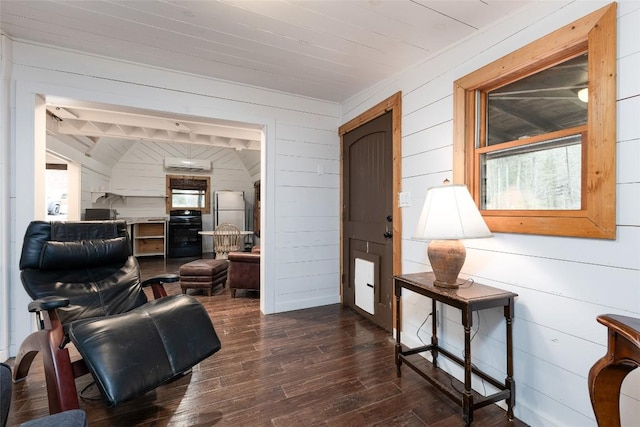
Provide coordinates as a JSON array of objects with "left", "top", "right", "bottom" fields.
[{"left": 39, "top": 237, "right": 129, "bottom": 270}]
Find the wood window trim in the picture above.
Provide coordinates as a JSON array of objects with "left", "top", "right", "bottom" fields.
[
  {"left": 165, "top": 174, "right": 211, "bottom": 214},
  {"left": 453, "top": 3, "right": 616, "bottom": 239}
]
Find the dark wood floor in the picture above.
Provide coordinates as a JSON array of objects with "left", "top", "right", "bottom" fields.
[{"left": 6, "top": 255, "right": 527, "bottom": 426}]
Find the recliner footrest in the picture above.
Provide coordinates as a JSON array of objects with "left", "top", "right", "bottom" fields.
[{"left": 67, "top": 294, "right": 221, "bottom": 406}]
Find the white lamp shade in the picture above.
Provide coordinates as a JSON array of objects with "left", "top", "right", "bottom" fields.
[{"left": 413, "top": 184, "right": 492, "bottom": 240}]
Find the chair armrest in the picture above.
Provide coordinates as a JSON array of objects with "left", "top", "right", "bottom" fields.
[
  {"left": 141, "top": 273, "right": 179, "bottom": 299},
  {"left": 28, "top": 296, "right": 70, "bottom": 313},
  {"left": 228, "top": 251, "right": 261, "bottom": 263},
  {"left": 141, "top": 273, "right": 180, "bottom": 287}
]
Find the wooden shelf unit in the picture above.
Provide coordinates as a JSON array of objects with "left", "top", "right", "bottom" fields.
[
  {"left": 91, "top": 191, "right": 167, "bottom": 204},
  {"left": 133, "top": 221, "right": 166, "bottom": 257}
]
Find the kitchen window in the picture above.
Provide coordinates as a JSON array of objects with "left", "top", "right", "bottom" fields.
[{"left": 166, "top": 175, "right": 211, "bottom": 214}]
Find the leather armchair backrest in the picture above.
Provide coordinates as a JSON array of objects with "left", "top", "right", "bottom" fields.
[
  {"left": 19, "top": 221, "right": 147, "bottom": 325},
  {"left": 20, "top": 221, "right": 128, "bottom": 268}
]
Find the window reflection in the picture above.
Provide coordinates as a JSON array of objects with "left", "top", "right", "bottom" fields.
[{"left": 486, "top": 54, "right": 588, "bottom": 146}]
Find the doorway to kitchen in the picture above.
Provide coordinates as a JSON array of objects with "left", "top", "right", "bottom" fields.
[{"left": 39, "top": 96, "right": 268, "bottom": 308}]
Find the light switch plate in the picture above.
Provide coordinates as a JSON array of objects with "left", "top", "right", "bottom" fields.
[{"left": 398, "top": 191, "right": 411, "bottom": 207}]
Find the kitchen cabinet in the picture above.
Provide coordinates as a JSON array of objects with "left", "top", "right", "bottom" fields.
[{"left": 133, "top": 221, "right": 166, "bottom": 257}]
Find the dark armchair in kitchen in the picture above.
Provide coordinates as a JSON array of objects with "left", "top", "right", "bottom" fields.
[
  {"left": 12, "top": 220, "right": 221, "bottom": 414},
  {"left": 227, "top": 247, "right": 261, "bottom": 297}
]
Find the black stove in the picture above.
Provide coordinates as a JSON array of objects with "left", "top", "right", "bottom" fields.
[
  {"left": 167, "top": 210, "right": 202, "bottom": 258},
  {"left": 169, "top": 209, "right": 201, "bottom": 223}
]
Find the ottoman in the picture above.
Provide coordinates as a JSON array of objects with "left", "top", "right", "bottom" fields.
[{"left": 179, "top": 259, "right": 228, "bottom": 296}]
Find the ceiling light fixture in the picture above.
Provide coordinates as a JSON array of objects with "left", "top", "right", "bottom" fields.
[{"left": 578, "top": 87, "right": 589, "bottom": 103}]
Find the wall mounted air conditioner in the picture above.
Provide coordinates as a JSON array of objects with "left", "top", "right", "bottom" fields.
[{"left": 164, "top": 157, "right": 211, "bottom": 172}]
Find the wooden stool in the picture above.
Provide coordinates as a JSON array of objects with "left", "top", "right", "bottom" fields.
[
  {"left": 588, "top": 314, "right": 640, "bottom": 427},
  {"left": 179, "top": 259, "right": 228, "bottom": 296}
]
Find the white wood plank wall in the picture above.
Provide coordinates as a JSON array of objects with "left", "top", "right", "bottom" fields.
[
  {"left": 273, "top": 122, "right": 340, "bottom": 312},
  {"left": 3, "top": 2, "right": 637, "bottom": 425},
  {"left": 343, "top": 1, "right": 640, "bottom": 426},
  {"left": 0, "top": 34, "right": 9, "bottom": 363},
  {"left": 4, "top": 37, "right": 342, "bottom": 354},
  {"left": 106, "top": 141, "right": 256, "bottom": 252}
]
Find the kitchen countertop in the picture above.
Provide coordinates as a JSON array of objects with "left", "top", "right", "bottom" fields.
[{"left": 118, "top": 217, "right": 168, "bottom": 224}]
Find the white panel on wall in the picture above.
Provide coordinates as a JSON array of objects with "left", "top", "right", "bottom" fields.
[{"left": 354, "top": 258, "right": 375, "bottom": 315}]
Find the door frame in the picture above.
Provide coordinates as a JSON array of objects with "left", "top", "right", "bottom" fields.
[{"left": 338, "top": 92, "right": 402, "bottom": 328}]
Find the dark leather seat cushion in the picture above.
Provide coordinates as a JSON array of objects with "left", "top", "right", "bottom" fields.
[
  {"left": 21, "top": 256, "right": 147, "bottom": 326},
  {"left": 2, "top": 363, "right": 88, "bottom": 427},
  {"left": 68, "top": 294, "right": 221, "bottom": 406},
  {"left": 20, "top": 410, "right": 88, "bottom": 427},
  {"left": 1, "top": 363, "right": 9, "bottom": 427}
]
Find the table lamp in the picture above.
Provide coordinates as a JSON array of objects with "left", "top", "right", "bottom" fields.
[{"left": 413, "top": 182, "right": 492, "bottom": 288}]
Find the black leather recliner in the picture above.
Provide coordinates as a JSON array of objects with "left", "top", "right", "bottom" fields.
[{"left": 12, "top": 221, "right": 221, "bottom": 415}]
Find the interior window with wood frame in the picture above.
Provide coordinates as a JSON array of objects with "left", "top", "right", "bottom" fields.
[
  {"left": 166, "top": 175, "right": 211, "bottom": 214},
  {"left": 453, "top": 3, "right": 616, "bottom": 239}
]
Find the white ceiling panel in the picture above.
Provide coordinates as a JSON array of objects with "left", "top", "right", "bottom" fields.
[
  {"left": 1, "top": 0, "right": 533, "bottom": 102},
  {"left": 2, "top": 0, "right": 533, "bottom": 168},
  {"left": 415, "top": 0, "right": 533, "bottom": 30}
]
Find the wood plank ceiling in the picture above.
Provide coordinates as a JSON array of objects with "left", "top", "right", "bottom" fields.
[{"left": 1, "top": 0, "right": 532, "bottom": 165}]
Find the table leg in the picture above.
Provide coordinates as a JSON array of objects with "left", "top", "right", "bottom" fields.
[
  {"left": 463, "top": 308, "right": 473, "bottom": 425},
  {"left": 395, "top": 285, "right": 402, "bottom": 377},
  {"left": 431, "top": 299, "right": 438, "bottom": 367},
  {"left": 505, "top": 300, "right": 515, "bottom": 420}
]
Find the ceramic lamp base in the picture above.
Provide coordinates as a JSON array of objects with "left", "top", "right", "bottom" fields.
[{"left": 427, "top": 239, "right": 466, "bottom": 288}]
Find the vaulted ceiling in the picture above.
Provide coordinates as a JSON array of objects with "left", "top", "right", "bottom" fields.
[
  {"left": 1, "top": 0, "right": 533, "bottom": 166},
  {"left": 43, "top": 97, "right": 265, "bottom": 169}
]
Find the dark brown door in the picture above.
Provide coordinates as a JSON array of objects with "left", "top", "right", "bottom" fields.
[{"left": 342, "top": 111, "right": 394, "bottom": 331}]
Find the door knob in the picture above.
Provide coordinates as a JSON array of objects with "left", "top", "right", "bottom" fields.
[{"left": 384, "top": 219, "right": 393, "bottom": 238}]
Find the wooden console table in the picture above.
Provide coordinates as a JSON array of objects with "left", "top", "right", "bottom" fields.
[{"left": 394, "top": 272, "right": 518, "bottom": 426}]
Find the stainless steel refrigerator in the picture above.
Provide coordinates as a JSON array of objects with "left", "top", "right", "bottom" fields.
[{"left": 214, "top": 191, "right": 246, "bottom": 230}]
